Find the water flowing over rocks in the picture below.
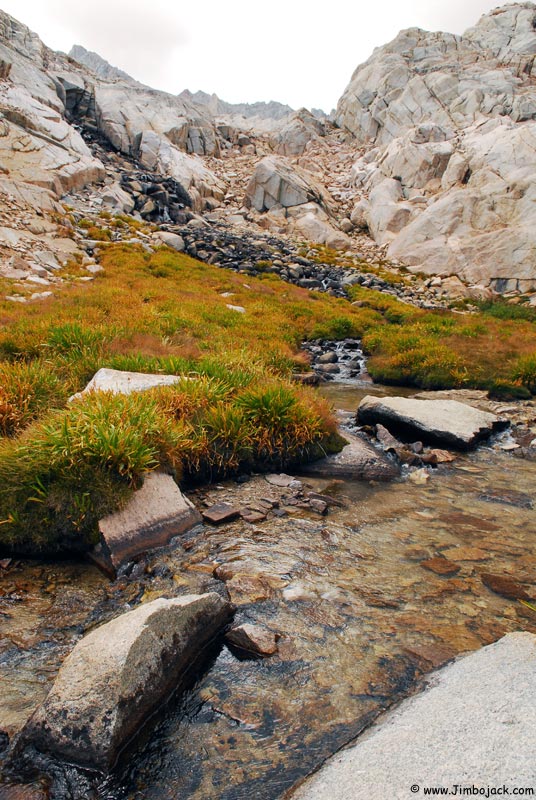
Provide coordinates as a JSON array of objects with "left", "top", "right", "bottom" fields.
[
  {"left": 18, "top": 594, "right": 233, "bottom": 772},
  {"left": 292, "top": 633, "right": 536, "bottom": 800},
  {"left": 357, "top": 395, "right": 509, "bottom": 449}
]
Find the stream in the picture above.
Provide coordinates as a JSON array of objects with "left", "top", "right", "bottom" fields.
[{"left": 1, "top": 380, "right": 535, "bottom": 799}]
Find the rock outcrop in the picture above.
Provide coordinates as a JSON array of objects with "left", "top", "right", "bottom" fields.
[
  {"left": 20, "top": 594, "right": 232, "bottom": 771},
  {"left": 291, "top": 633, "right": 536, "bottom": 800},
  {"left": 357, "top": 395, "right": 509, "bottom": 449},
  {"left": 275, "top": 108, "right": 326, "bottom": 156},
  {"left": 337, "top": 3, "right": 536, "bottom": 287},
  {"left": 244, "top": 155, "right": 333, "bottom": 213}
]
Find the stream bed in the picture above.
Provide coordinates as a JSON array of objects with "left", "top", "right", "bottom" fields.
[{"left": 1, "top": 384, "right": 535, "bottom": 799}]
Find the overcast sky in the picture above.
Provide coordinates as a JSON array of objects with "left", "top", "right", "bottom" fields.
[{"left": 0, "top": 0, "right": 519, "bottom": 110}]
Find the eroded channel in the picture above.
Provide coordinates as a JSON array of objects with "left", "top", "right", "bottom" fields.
[{"left": 1, "top": 387, "right": 535, "bottom": 799}]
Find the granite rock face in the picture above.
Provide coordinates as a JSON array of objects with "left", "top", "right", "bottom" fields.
[
  {"left": 244, "top": 155, "right": 334, "bottom": 213},
  {"left": 337, "top": 3, "right": 536, "bottom": 287},
  {"left": 292, "top": 633, "right": 536, "bottom": 799},
  {"left": 20, "top": 594, "right": 232, "bottom": 771},
  {"left": 357, "top": 395, "right": 509, "bottom": 449}
]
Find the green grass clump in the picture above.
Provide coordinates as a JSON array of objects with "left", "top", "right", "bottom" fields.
[
  {"left": 0, "top": 379, "right": 338, "bottom": 554},
  {"left": 511, "top": 354, "right": 536, "bottom": 394},
  {"left": 0, "top": 362, "right": 66, "bottom": 436}
]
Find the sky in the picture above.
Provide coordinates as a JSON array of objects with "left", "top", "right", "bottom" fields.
[{"left": 0, "top": 0, "right": 520, "bottom": 110}]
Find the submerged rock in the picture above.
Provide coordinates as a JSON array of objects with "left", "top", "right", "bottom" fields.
[
  {"left": 480, "top": 572, "right": 531, "bottom": 601},
  {"left": 299, "top": 431, "right": 399, "bottom": 481},
  {"left": 357, "top": 395, "right": 508, "bottom": 450},
  {"left": 19, "top": 594, "right": 232, "bottom": 772},
  {"left": 225, "top": 623, "right": 279, "bottom": 657},
  {"left": 93, "top": 471, "right": 202, "bottom": 573}
]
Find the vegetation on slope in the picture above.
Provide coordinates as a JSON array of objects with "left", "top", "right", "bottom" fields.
[{"left": 0, "top": 238, "right": 535, "bottom": 554}]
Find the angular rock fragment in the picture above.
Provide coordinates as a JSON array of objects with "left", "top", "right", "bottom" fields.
[
  {"left": 225, "top": 623, "right": 279, "bottom": 657},
  {"left": 202, "top": 503, "right": 241, "bottom": 525},
  {"left": 300, "top": 431, "right": 399, "bottom": 481},
  {"left": 94, "top": 472, "right": 202, "bottom": 573},
  {"left": 420, "top": 557, "right": 461, "bottom": 576},
  {"left": 20, "top": 594, "right": 232, "bottom": 771},
  {"left": 480, "top": 573, "right": 530, "bottom": 601}
]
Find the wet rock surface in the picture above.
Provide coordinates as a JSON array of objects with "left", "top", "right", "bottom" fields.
[
  {"left": 301, "top": 339, "right": 367, "bottom": 382},
  {"left": 299, "top": 430, "right": 399, "bottom": 482},
  {"left": 94, "top": 472, "right": 202, "bottom": 574},
  {"left": 18, "top": 594, "right": 232, "bottom": 772}
]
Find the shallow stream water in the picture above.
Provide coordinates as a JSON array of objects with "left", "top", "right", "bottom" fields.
[{"left": 1, "top": 383, "right": 535, "bottom": 799}]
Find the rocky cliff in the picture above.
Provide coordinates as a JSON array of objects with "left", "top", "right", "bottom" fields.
[
  {"left": 1, "top": 4, "right": 536, "bottom": 299},
  {"left": 336, "top": 2, "right": 536, "bottom": 290}
]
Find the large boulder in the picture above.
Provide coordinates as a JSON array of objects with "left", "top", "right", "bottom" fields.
[
  {"left": 93, "top": 471, "right": 202, "bottom": 574},
  {"left": 287, "top": 203, "right": 352, "bottom": 249},
  {"left": 357, "top": 395, "right": 508, "bottom": 450},
  {"left": 20, "top": 594, "right": 233, "bottom": 771},
  {"left": 274, "top": 108, "right": 326, "bottom": 156},
  {"left": 299, "top": 430, "right": 399, "bottom": 481},
  {"left": 244, "top": 155, "right": 334, "bottom": 213},
  {"left": 291, "top": 633, "right": 536, "bottom": 800},
  {"left": 71, "top": 367, "right": 182, "bottom": 399}
]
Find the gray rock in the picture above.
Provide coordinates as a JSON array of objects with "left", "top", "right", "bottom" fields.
[
  {"left": 274, "top": 108, "right": 325, "bottom": 156},
  {"left": 93, "top": 471, "right": 202, "bottom": 573},
  {"left": 244, "top": 156, "right": 333, "bottom": 212},
  {"left": 153, "top": 231, "right": 185, "bottom": 251},
  {"left": 357, "top": 395, "right": 508, "bottom": 450},
  {"left": 291, "top": 633, "right": 536, "bottom": 800},
  {"left": 300, "top": 431, "right": 399, "bottom": 481},
  {"left": 336, "top": 5, "right": 536, "bottom": 286},
  {"left": 70, "top": 368, "right": 182, "bottom": 400},
  {"left": 20, "top": 594, "right": 232, "bottom": 771}
]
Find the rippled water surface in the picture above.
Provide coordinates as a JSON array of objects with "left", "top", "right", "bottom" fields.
[{"left": 1, "top": 389, "right": 535, "bottom": 799}]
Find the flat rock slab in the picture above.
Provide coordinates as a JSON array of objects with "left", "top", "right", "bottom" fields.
[
  {"left": 70, "top": 367, "right": 182, "bottom": 399},
  {"left": 300, "top": 431, "right": 399, "bottom": 482},
  {"left": 480, "top": 572, "right": 530, "bottom": 600},
  {"left": 358, "top": 395, "right": 508, "bottom": 450},
  {"left": 20, "top": 594, "right": 232, "bottom": 772},
  {"left": 292, "top": 633, "right": 536, "bottom": 799},
  {"left": 420, "top": 556, "right": 460, "bottom": 576},
  {"left": 202, "top": 503, "right": 241, "bottom": 525},
  {"left": 93, "top": 472, "right": 202, "bottom": 573}
]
